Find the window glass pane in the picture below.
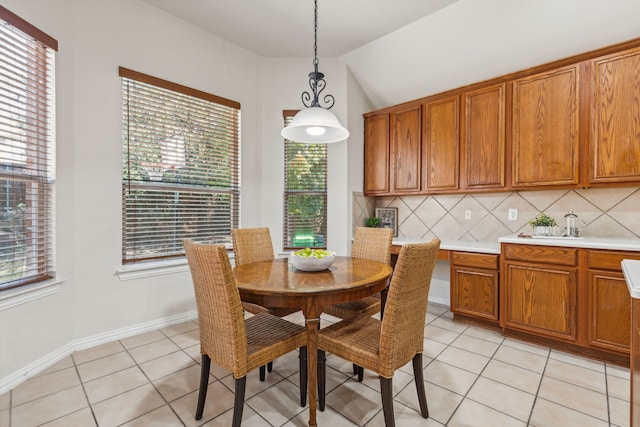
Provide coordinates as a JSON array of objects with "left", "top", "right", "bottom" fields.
[
  {"left": 283, "top": 114, "right": 327, "bottom": 249},
  {"left": 121, "top": 71, "right": 240, "bottom": 263}
]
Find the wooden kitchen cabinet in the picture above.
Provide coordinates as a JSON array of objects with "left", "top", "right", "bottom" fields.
[
  {"left": 501, "top": 244, "right": 579, "bottom": 343},
  {"left": 586, "top": 250, "right": 640, "bottom": 355},
  {"left": 511, "top": 65, "right": 580, "bottom": 187},
  {"left": 590, "top": 46, "right": 640, "bottom": 184},
  {"left": 421, "top": 96, "right": 459, "bottom": 192},
  {"left": 450, "top": 251, "right": 499, "bottom": 324},
  {"left": 363, "top": 113, "right": 390, "bottom": 195},
  {"left": 462, "top": 84, "right": 506, "bottom": 190},
  {"left": 390, "top": 105, "right": 422, "bottom": 194}
]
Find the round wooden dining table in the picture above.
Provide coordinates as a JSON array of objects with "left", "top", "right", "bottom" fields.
[{"left": 233, "top": 256, "right": 392, "bottom": 427}]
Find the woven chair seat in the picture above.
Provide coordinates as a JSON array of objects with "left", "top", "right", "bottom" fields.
[
  {"left": 242, "top": 302, "right": 299, "bottom": 318},
  {"left": 245, "top": 313, "right": 306, "bottom": 372},
  {"left": 323, "top": 295, "right": 381, "bottom": 319},
  {"left": 318, "top": 313, "right": 383, "bottom": 373}
]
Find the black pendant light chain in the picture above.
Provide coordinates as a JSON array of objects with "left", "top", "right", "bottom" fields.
[{"left": 302, "top": 0, "right": 335, "bottom": 109}]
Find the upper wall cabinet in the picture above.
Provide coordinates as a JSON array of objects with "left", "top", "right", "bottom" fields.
[
  {"left": 390, "top": 106, "right": 422, "bottom": 194},
  {"left": 363, "top": 38, "right": 640, "bottom": 197},
  {"left": 590, "top": 46, "right": 640, "bottom": 184},
  {"left": 363, "top": 113, "right": 390, "bottom": 195},
  {"left": 511, "top": 65, "right": 580, "bottom": 188},
  {"left": 422, "top": 96, "right": 459, "bottom": 192},
  {"left": 462, "top": 84, "right": 506, "bottom": 190}
]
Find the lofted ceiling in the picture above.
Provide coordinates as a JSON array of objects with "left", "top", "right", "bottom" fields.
[
  {"left": 143, "top": 0, "right": 640, "bottom": 111},
  {"left": 141, "top": 0, "right": 459, "bottom": 57}
]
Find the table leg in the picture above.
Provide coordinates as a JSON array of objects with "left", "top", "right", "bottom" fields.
[{"left": 304, "top": 313, "right": 320, "bottom": 426}]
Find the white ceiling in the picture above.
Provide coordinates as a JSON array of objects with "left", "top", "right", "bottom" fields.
[
  {"left": 142, "top": 0, "right": 459, "bottom": 57},
  {"left": 143, "top": 0, "right": 640, "bottom": 110}
]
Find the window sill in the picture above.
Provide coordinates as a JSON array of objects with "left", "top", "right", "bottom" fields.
[
  {"left": 0, "top": 278, "right": 64, "bottom": 312},
  {"left": 116, "top": 252, "right": 236, "bottom": 281},
  {"left": 116, "top": 258, "right": 190, "bottom": 281}
]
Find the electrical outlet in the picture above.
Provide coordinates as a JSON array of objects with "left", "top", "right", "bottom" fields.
[
  {"left": 464, "top": 210, "right": 472, "bottom": 220},
  {"left": 508, "top": 208, "right": 518, "bottom": 221}
]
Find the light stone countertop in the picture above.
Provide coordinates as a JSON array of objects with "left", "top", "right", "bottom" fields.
[
  {"left": 392, "top": 238, "right": 500, "bottom": 254},
  {"left": 392, "top": 235, "right": 640, "bottom": 255},
  {"left": 622, "top": 259, "right": 640, "bottom": 299},
  {"left": 498, "top": 235, "right": 640, "bottom": 251}
]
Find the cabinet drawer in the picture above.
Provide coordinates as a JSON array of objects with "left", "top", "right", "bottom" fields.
[
  {"left": 588, "top": 250, "right": 640, "bottom": 271},
  {"left": 503, "top": 244, "right": 577, "bottom": 266},
  {"left": 451, "top": 252, "right": 498, "bottom": 269}
]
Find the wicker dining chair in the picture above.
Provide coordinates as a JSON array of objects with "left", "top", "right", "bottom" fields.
[
  {"left": 323, "top": 227, "right": 393, "bottom": 319},
  {"left": 232, "top": 227, "right": 301, "bottom": 376},
  {"left": 323, "top": 226, "right": 393, "bottom": 380},
  {"left": 317, "top": 239, "right": 441, "bottom": 427},
  {"left": 231, "top": 228, "right": 299, "bottom": 318},
  {"left": 183, "top": 240, "right": 307, "bottom": 426}
]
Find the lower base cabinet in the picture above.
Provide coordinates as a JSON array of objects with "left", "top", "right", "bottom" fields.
[
  {"left": 500, "top": 243, "right": 640, "bottom": 362},
  {"left": 450, "top": 251, "right": 499, "bottom": 325},
  {"left": 501, "top": 244, "right": 578, "bottom": 343}
]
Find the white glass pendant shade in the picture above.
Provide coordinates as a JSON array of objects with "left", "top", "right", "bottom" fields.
[{"left": 281, "top": 107, "right": 349, "bottom": 144}]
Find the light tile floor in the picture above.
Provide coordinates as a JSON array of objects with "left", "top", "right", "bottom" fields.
[{"left": 0, "top": 303, "right": 631, "bottom": 426}]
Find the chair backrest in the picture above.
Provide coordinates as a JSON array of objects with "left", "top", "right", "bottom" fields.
[
  {"left": 351, "top": 226, "right": 393, "bottom": 264},
  {"left": 231, "top": 227, "right": 275, "bottom": 265},
  {"left": 183, "top": 239, "right": 249, "bottom": 376},
  {"left": 378, "top": 239, "right": 441, "bottom": 376}
]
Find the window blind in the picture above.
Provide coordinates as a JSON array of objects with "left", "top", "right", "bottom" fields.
[
  {"left": 120, "top": 68, "right": 240, "bottom": 263},
  {"left": 0, "top": 7, "right": 57, "bottom": 291},
  {"left": 282, "top": 111, "right": 327, "bottom": 249}
]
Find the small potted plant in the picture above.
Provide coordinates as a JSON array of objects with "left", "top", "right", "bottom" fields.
[
  {"left": 365, "top": 217, "right": 381, "bottom": 228},
  {"left": 529, "top": 213, "right": 557, "bottom": 236}
]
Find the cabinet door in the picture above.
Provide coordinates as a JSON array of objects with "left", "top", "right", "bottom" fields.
[
  {"left": 364, "top": 114, "right": 390, "bottom": 195},
  {"left": 502, "top": 262, "right": 577, "bottom": 342},
  {"left": 587, "top": 270, "right": 631, "bottom": 354},
  {"left": 451, "top": 266, "right": 499, "bottom": 321},
  {"left": 590, "top": 47, "right": 640, "bottom": 183},
  {"left": 422, "top": 96, "right": 459, "bottom": 191},
  {"left": 512, "top": 65, "right": 579, "bottom": 187},
  {"left": 390, "top": 106, "right": 421, "bottom": 193},
  {"left": 463, "top": 84, "right": 505, "bottom": 189}
]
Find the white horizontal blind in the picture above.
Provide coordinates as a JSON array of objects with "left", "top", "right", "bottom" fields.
[
  {"left": 0, "top": 7, "right": 57, "bottom": 291},
  {"left": 121, "top": 68, "right": 240, "bottom": 263},
  {"left": 282, "top": 111, "right": 327, "bottom": 249}
]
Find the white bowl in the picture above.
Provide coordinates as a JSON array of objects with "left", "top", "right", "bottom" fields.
[{"left": 290, "top": 252, "right": 336, "bottom": 272}]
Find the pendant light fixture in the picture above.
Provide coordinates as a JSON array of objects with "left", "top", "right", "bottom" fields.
[{"left": 281, "top": 0, "right": 349, "bottom": 144}]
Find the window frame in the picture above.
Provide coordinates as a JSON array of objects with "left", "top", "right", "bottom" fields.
[
  {"left": 120, "top": 67, "right": 241, "bottom": 264},
  {"left": 0, "top": 6, "right": 57, "bottom": 292},
  {"left": 282, "top": 110, "right": 328, "bottom": 250}
]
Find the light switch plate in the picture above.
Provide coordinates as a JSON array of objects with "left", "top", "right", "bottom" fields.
[
  {"left": 508, "top": 208, "right": 518, "bottom": 221},
  {"left": 464, "top": 210, "right": 472, "bottom": 220}
]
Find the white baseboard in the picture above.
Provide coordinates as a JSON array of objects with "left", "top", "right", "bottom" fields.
[{"left": 0, "top": 310, "right": 197, "bottom": 394}]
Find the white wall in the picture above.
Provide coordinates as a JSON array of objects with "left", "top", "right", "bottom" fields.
[
  {"left": 0, "top": 0, "right": 359, "bottom": 390},
  {"left": 0, "top": 0, "right": 265, "bottom": 388},
  {"left": 259, "top": 57, "right": 352, "bottom": 255}
]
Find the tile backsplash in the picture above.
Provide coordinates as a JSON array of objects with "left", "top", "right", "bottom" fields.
[{"left": 353, "top": 187, "right": 640, "bottom": 242}]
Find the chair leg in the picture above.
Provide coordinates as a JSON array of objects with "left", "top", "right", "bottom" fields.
[
  {"left": 232, "top": 376, "right": 247, "bottom": 427},
  {"left": 318, "top": 349, "right": 326, "bottom": 411},
  {"left": 195, "top": 354, "right": 211, "bottom": 420},
  {"left": 299, "top": 347, "right": 308, "bottom": 406},
  {"left": 259, "top": 365, "right": 266, "bottom": 381},
  {"left": 357, "top": 366, "right": 364, "bottom": 382},
  {"left": 267, "top": 361, "right": 273, "bottom": 372},
  {"left": 412, "top": 353, "right": 429, "bottom": 418},
  {"left": 379, "top": 376, "right": 395, "bottom": 427}
]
